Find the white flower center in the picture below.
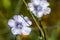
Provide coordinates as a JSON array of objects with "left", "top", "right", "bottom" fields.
[{"left": 18, "top": 25, "right": 22, "bottom": 29}]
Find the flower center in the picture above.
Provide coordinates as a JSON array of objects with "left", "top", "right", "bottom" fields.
[
  {"left": 16, "top": 22, "right": 23, "bottom": 29},
  {"left": 34, "top": 5, "right": 42, "bottom": 11}
]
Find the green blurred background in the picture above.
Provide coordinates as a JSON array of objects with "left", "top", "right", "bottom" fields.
[{"left": 0, "top": 0, "right": 60, "bottom": 40}]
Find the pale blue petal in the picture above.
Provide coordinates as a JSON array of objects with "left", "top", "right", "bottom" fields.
[
  {"left": 8, "top": 19, "right": 15, "bottom": 27},
  {"left": 11, "top": 28, "right": 22, "bottom": 35},
  {"left": 31, "top": 0, "right": 40, "bottom": 5},
  {"left": 37, "top": 11, "right": 44, "bottom": 18},
  {"left": 28, "top": 3, "right": 34, "bottom": 11},
  {"left": 32, "top": 10, "right": 37, "bottom": 16},
  {"left": 40, "top": 1, "right": 49, "bottom": 7},
  {"left": 13, "top": 15, "right": 18, "bottom": 21},
  {"left": 22, "top": 27, "right": 31, "bottom": 35},
  {"left": 13, "top": 15, "right": 24, "bottom": 23},
  {"left": 43, "top": 7, "right": 51, "bottom": 15},
  {"left": 18, "top": 15, "right": 30, "bottom": 27},
  {"left": 21, "top": 22, "right": 29, "bottom": 27},
  {"left": 24, "top": 17, "right": 32, "bottom": 26},
  {"left": 13, "top": 15, "right": 29, "bottom": 27}
]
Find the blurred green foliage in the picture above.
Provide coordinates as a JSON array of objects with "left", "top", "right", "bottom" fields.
[{"left": 0, "top": 0, "right": 60, "bottom": 40}]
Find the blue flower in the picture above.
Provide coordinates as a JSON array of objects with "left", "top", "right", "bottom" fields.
[
  {"left": 28, "top": 0, "right": 51, "bottom": 18},
  {"left": 8, "top": 15, "right": 32, "bottom": 35}
]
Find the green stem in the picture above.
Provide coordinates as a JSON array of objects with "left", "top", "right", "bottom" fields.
[
  {"left": 14, "top": 0, "right": 23, "bottom": 14},
  {"left": 23, "top": 0, "right": 44, "bottom": 39}
]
